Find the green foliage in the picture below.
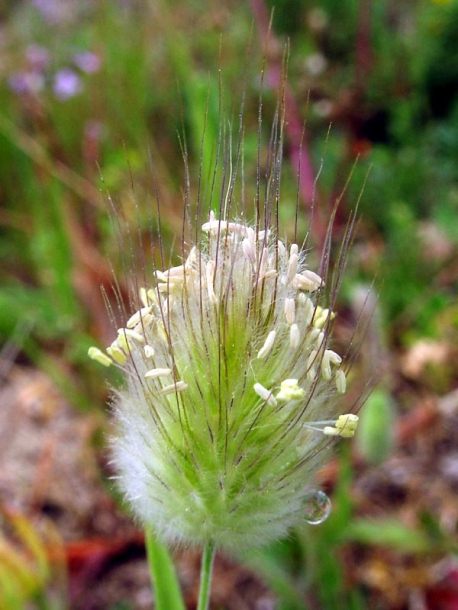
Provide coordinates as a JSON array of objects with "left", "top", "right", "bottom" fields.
[
  {"left": 1, "top": 0, "right": 457, "bottom": 606},
  {"left": 0, "top": 508, "right": 67, "bottom": 610},
  {"left": 244, "top": 448, "right": 365, "bottom": 608},
  {"left": 356, "top": 389, "right": 396, "bottom": 465},
  {"left": 145, "top": 528, "right": 186, "bottom": 610},
  {"left": 344, "top": 519, "right": 439, "bottom": 554}
]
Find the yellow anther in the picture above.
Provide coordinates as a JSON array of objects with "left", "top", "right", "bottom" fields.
[
  {"left": 118, "top": 328, "right": 145, "bottom": 344},
  {"left": 313, "top": 307, "right": 335, "bottom": 329},
  {"left": 336, "top": 414, "right": 359, "bottom": 430},
  {"left": 88, "top": 347, "right": 112, "bottom": 367},
  {"left": 323, "top": 414, "right": 359, "bottom": 438},
  {"left": 107, "top": 342, "right": 127, "bottom": 366},
  {"left": 276, "top": 379, "right": 306, "bottom": 402}
]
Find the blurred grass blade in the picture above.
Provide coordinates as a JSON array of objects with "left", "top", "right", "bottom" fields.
[
  {"left": 145, "top": 527, "right": 185, "bottom": 610},
  {"left": 7, "top": 509, "right": 50, "bottom": 581},
  {"left": 245, "top": 546, "right": 308, "bottom": 610},
  {"left": 344, "top": 518, "right": 434, "bottom": 553}
]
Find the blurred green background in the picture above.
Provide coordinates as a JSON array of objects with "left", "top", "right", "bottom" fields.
[{"left": 1, "top": 0, "right": 458, "bottom": 608}]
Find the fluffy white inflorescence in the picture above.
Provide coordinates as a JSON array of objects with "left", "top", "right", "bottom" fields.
[{"left": 90, "top": 212, "right": 358, "bottom": 550}]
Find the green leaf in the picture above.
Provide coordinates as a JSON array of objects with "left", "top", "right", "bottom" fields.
[
  {"left": 344, "top": 519, "right": 433, "bottom": 553},
  {"left": 145, "top": 528, "right": 185, "bottom": 610},
  {"left": 356, "top": 389, "right": 396, "bottom": 465}
]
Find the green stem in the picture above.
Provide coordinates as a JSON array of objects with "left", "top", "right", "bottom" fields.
[
  {"left": 145, "top": 527, "right": 185, "bottom": 610},
  {"left": 197, "top": 540, "right": 216, "bottom": 610}
]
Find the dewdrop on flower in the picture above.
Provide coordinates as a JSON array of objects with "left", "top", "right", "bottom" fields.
[{"left": 89, "top": 212, "right": 358, "bottom": 550}]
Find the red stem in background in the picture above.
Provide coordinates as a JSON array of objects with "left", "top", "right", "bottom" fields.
[
  {"left": 250, "top": 0, "right": 329, "bottom": 248},
  {"left": 355, "top": 0, "right": 372, "bottom": 91}
]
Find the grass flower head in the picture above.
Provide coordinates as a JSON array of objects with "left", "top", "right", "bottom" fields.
[{"left": 90, "top": 201, "right": 358, "bottom": 550}]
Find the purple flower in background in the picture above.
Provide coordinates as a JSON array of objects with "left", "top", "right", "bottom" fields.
[
  {"left": 53, "top": 68, "right": 83, "bottom": 100},
  {"left": 84, "top": 120, "right": 105, "bottom": 140},
  {"left": 73, "top": 52, "right": 102, "bottom": 74},
  {"left": 8, "top": 72, "right": 45, "bottom": 96},
  {"left": 31, "top": 0, "right": 74, "bottom": 25},
  {"left": 25, "top": 44, "right": 50, "bottom": 71},
  {"left": 8, "top": 44, "right": 50, "bottom": 97}
]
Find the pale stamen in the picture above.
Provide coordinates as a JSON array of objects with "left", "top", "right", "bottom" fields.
[
  {"left": 293, "top": 270, "right": 323, "bottom": 292},
  {"left": 290, "top": 324, "right": 300, "bottom": 349},
  {"left": 335, "top": 369, "right": 347, "bottom": 394},
  {"left": 257, "top": 330, "right": 276, "bottom": 359},
  {"left": 284, "top": 298, "right": 295, "bottom": 325},
  {"left": 205, "top": 259, "right": 217, "bottom": 304},
  {"left": 321, "top": 350, "right": 339, "bottom": 381},
  {"left": 160, "top": 381, "right": 188, "bottom": 395},
  {"left": 307, "top": 349, "right": 318, "bottom": 381},
  {"left": 258, "top": 247, "right": 269, "bottom": 280},
  {"left": 126, "top": 306, "right": 153, "bottom": 329},
  {"left": 145, "top": 367, "right": 172, "bottom": 379},
  {"left": 253, "top": 382, "right": 278, "bottom": 407},
  {"left": 286, "top": 244, "right": 299, "bottom": 285},
  {"left": 144, "top": 345, "right": 155, "bottom": 358}
]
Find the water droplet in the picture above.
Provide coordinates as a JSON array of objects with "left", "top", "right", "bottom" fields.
[{"left": 303, "top": 489, "right": 331, "bottom": 525}]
